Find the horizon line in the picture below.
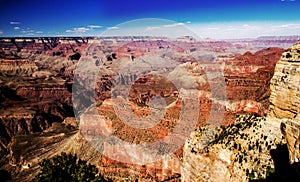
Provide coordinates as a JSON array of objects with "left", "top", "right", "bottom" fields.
[{"left": 0, "top": 35, "right": 300, "bottom": 40}]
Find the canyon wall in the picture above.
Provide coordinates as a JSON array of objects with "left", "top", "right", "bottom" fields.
[
  {"left": 181, "top": 40, "right": 300, "bottom": 181},
  {"left": 269, "top": 40, "right": 300, "bottom": 164}
]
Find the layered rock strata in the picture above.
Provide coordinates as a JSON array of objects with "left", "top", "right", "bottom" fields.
[
  {"left": 181, "top": 40, "right": 300, "bottom": 181},
  {"left": 269, "top": 40, "right": 300, "bottom": 164}
]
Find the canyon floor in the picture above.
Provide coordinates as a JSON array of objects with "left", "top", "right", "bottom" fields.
[{"left": 0, "top": 36, "right": 300, "bottom": 181}]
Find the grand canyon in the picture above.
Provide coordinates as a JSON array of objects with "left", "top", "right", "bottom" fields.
[{"left": 1, "top": 35, "right": 300, "bottom": 181}]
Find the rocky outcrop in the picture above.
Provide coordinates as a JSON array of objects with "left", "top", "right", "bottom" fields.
[
  {"left": 269, "top": 40, "right": 300, "bottom": 164},
  {"left": 1, "top": 121, "right": 79, "bottom": 181},
  {"left": 182, "top": 115, "right": 284, "bottom": 181},
  {"left": 0, "top": 60, "right": 38, "bottom": 76},
  {"left": 281, "top": 120, "right": 300, "bottom": 163},
  {"left": 0, "top": 109, "right": 51, "bottom": 156},
  {"left": 0, "top": 98, "right": 74, "bottom": 160},
  {"left": 269, "top": 42, "right": 300, "bottom": 119},
  {"left": 16, "top": 84, "right": 72, "bottom": 104}
]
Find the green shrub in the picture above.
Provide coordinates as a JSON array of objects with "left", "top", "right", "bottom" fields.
[{"left": 32, "top": 152, "right": 110, "bottom": 182}]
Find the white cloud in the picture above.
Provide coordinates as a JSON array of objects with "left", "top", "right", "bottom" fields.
[
  {"left": 66, "top": 27, "right": 89, "bottom": 33},
  {"left": 21, "top": 30, "right": 34, "bottom": 33},
  {"left": 14, "top": 26, "right": 20, "bottom": 30},
  {"left": 36, "top": 31, "right": 43, "bottom": 34},
  {"left": 187, "top": 21, "right": 300, "bottom": 39},
  {"left": 10, "top": 21, "right": 20, "bottom": 25},
  {"left": 0, "top": 31, "right": 3, "bottom": 35},
  {"left": 225, "top": 26, "right": 238, "bottom": 31},
  {"left": 280, "top": 24, "right": 291, "bottom": 28},
  {"left": 270, "top": 23, "right": 300, "bottom": 31},
  {"left": 144, "top": 26, "right": 160, "bottom": 31},
  {"left": 107, "top": 26, "right": 119, "bottom": 30},
  {"left": 74, "top": 27, "right": 89, "bottom": 33},
  {"left": 163, "top": 22, "right": 185, "bottom": 28},
  {"left": 186, "top": 21, "right": 191, "bottom": 24},
  {"left": 207, "top": 27, "right": 220, "bottom": 30},
  {"left": 144, "top": 22, "right": 188, "bottom": 32},
  {"left": 275, "top": 23, "right": 300, "bottom": 28},
  {"left": 88, "top": 25, "right": 102, "bottom": 29},
  {"left": 66, "top": 25, "right": 103, "bottom": 34}
]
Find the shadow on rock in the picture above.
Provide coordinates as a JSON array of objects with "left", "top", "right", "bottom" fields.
[
  {"left": 251, "top": 144, "right": 300, "bottom": 182},
  {"left": 0, "top": 169, "right": 12, "bottom": 181}
]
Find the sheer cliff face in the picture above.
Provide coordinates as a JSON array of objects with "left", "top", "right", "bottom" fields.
[
  {"left": 269, "top": 41, "right": 300, "bottom": 119},
  {"left": 269, "top": 41, "right": 300, "bottom": 164}
]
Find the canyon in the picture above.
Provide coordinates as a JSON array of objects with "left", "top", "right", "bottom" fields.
[
  {"left": 182, "top": 40, "right": 300, "bottom": 181},
  {"left": 0, "top": 36, "right": 299, "bottom": 181}
]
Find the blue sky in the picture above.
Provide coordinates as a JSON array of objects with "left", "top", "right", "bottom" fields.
[{"left": 0, "top": 0, "right": 300, "bottom": 38}]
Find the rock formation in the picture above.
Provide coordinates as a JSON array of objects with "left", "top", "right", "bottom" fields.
[
  {"left": 0, "top": 38, "right": 82, "bottom": 172},
  {"left": 269, "top": 40, "right": 300, "bottom": 164},
  {"left": 181, "top": 40, "right": 300, "bottom": 181},
  {"left": 182, "top": 115, "right": 284, "bottom": 181},
  {"left": 0, "top": 36, "right": 298, "bottom": 181},
  {"left": 269, "top": 42, "right": 300, "bottom": 119}
]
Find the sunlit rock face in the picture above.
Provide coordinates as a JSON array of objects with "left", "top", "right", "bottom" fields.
[
  {"left": 269, "top": 41, "right": 300, "bottom": 119},
  {"left": 181, "top": 115, "right": 284, "bottom": 182},
  {"left": 269, "top": 40, "right": 300, "bottom": 164}
]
